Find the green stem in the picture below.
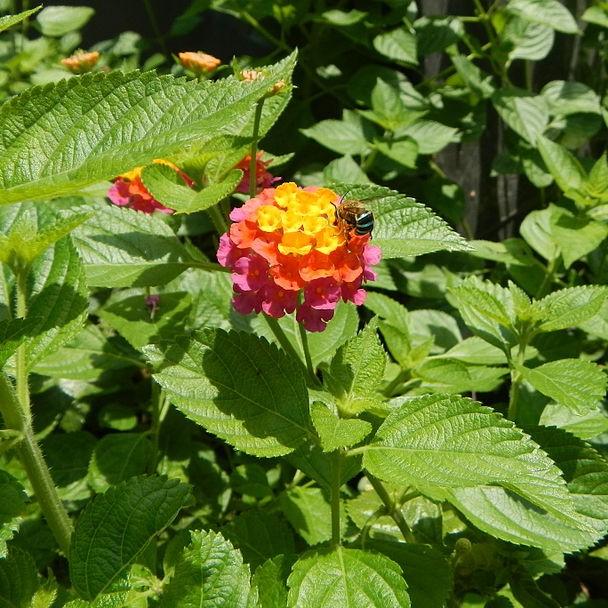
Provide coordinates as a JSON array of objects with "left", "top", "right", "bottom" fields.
[
  {"left": 264, "top": 316, "right": 317, "bottom": 381},
  {"left": 0, "top": 374, "right": 73, "bottom": 555},
  {"left": 367, "top": 473, "right": 416, "bottom": 543},
  {"left": 331, "top": 450, "right": 342, "bottom": 546},
  {"left": 249, "top": 100, "right": 265, "bottom": 198},
  {"left": 507, "top": 331, "right": 530, "bottom": 421},
  {"left": 15, "top": 265, "right": 30, "bottom": 419},
  {"left": 207, "top": 204, "right": 228, "bottom": 235},
  {"left": 149, "top": 381, "right": 168, "bottom": 471},
  {"left": 537, "top": 256, "right": 558, "bottom": 298},
  {"left": 142, "top": 0, "right": 168, "bottom": 56},
  {"left": 298, "top": 321, "right": 318, "bottom": 386}
]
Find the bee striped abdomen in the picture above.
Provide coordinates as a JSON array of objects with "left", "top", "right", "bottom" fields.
[{"left": 354, "top": 211, "right": 374, "bottom": 235}]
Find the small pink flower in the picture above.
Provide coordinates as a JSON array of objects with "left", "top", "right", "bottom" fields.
[
  {"left": 304, "top": 277, "right": 341, "bottom": 310},
  {"left": 232, "top": 255, "right": 269, "bottom": 291},
  {"left": 296, "top": 304, "right": 335, "bottom": 332}
]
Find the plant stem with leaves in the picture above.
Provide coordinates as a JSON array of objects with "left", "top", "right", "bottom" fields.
[
  {"left": 0, "top": 374, "right": 73, "bottom": 555},
  {"left": 0, "top": 265, "right": 74, "bottom": 554}
]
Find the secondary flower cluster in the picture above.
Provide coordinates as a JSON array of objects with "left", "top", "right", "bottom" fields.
[
  {"left": 218, "top": 183, "right": 381, "bottom": 332},
  {"left": 107, "top": 160, "right": 193, "bottom": 214},
  {"left": 235, "top": 152, "right": 280, "bottom": 193}
]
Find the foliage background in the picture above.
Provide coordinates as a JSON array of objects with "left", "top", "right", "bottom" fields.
[{"left": 1, "top": 1, "right": 608, "bottom": 607}]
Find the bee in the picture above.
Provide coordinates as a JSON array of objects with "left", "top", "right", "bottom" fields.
[{"left": 333, "top": 194, "right": 374, "bottom": 238}]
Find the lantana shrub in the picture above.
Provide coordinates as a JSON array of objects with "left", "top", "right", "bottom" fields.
[{"left": 0, "top": 3, "right": 607, "bottom": 608}]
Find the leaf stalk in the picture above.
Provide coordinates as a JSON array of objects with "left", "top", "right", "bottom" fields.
[{"left": 367, "top": 473, "right": 416, "bottom": 543}]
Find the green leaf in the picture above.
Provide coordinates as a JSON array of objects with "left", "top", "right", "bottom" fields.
[
  {"left": 519, "top": 207, "right": 560, "bottom": 262},
  {"left": 141, "top": 163, "right": 242, "bottom": 214},
  {"left": 373, "top": 139, "right": 418, "bottom": 169},
  {"left": 0, "top": 317, "right": 40, "bottom": 369},
  {"left": 99, "top": 291, "right": 192, "bottom": 350},
  {"left": 249, "top": 555, "right": 293, "bottom": 608},
  {"left": 509, "top": 572, "right": 560, "bottom": 608},
  {"left": 301, "top": 117, "right": 371, "bottom": 156},
  {"left": 373, "top": 28, "right": 418, "bottom": 66},
  {"left": 451, "top": 55, "right": 495, "bottom": 98},
  {"left": 159, "top": 530, "right": 250, "bottom": 608},
  {"left": 506, "top": 0, "right": 578, "bottom": 33},
  {"left": 541, "top": 80, "right": 601, "bottom": 116},
  {"left": 323, "top": 156, "right": 372, "bottom": 185},
  {"left": 0, "top": 211, "right": 92, "bottom": 267},
  {"left": 72, "top": 205, "right": 193, "bottom": 288},
  {"left": 0, "top": 6, "right": 41, "bottom": 33},
  {"left": 492, "top": 89, "right": 548, "bottom": 144},
  {"left": 503, "top": 18, "right": 554, "bottom": 61},
  {"left": 25, "top": 236, "right": 89, "bottom": 368},
  {"left": 222, "top": 510, "right": 295, "bottom": 569},
  {"left": 370, "top": 79, "right": 407, "bottom": 129},
  {"left": 322, "top": 9, "right": 366, "bottom": 26},
  {"left": 287, "top": 547, "right": 410, "bottom": 608},
  {"left": 363, "top": 292, "right": 409, "bottom": 335},
  {"left": 363, "top": 394, "right": 596, "bottom": 551},
  {"left": 33, "top": 324, "right": 141, "bottom": 381},
  {"left": 37, "top": 5, "right": 94, "bottom": 36},
  {"left": 252, "top": 302, "right": 359, "bottom": 369},
  {"left": 415, "top": 359, "right": 508, "bottom": 393},
  {"left": 367, "top": 541, "right": 452, "bottom": 608},
  {"left": 89, "top": 434, "right": 154, "bottom": 492},
  {"left": 332, "top": 183, "right": 468, "bottom": 258},
  {"left": 0, "top": 546, "right": 39, "bottom": 607},
  {"left": 582, "top": 6, "right": 608, "bottom": 27},
  {"left": 0, "top": 470, "right": 27, "bottom": 558},
  {"left": 530, "top": 285, "right": 608, "bottom": 332},
  {"left": 518, "top": 359, "right": 606, "bottom": 415},
  {"left": 69, "top": 475, "right": 192, "bottom": 600},
  {"left": 529, "top": 426, "right": 608, "bottom": 533},
  {"left": 310, "top": 402, "right": 372, "bottom": 451},
  {"left": 280, "top": 486, "right": 338, "bottom": 546},
  {"left": 41, "top": 431, "right": 96, "bottom": 500},
  {"left": 536, "top": 136, "right": 586, "bottom": 197},
  {"left": 540, "top": 403, "right": 608, "bottom": 441},
  {"left": 397, "top": 120, "right": 458, "bottom": 155},
  {"left": 0, "top": 54, "right": 295, "bottom": 204},
  {"left": 448, "top": 277, "right": 516, "bottom": 350},
  {"left": 325, "top": 321, "right": 386, "bottom": 415},
  {"left": 549, "top": 207, "right": 608, "bottom": 268},
  {"left": 147, "top": 329, "right": 314, "bottom": 457}
]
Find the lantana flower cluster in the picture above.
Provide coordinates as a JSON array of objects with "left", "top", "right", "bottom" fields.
[
  {"left": 218, "top": 183, "right": 381, "bottom": 332},
  {"left": 107, "top": 159, "right": 193, "bottom": 214},
  {"left": 235, "top": 152, "right": 280, "bottom": 193}
]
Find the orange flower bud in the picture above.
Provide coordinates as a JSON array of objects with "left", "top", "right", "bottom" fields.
[
  {"left": 178, "top": 51, "right": 221, "bottom": 74},
  {"left": 61, "top": 50, "right": 100, "bottom": 74}
]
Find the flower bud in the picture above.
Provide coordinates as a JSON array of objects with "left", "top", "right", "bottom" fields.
[
  {"left": 178, "top": 51, "right": 221, "bottom": 75},
  {"left": 61, "top": 50, "right": 100, "bottom": 74}
]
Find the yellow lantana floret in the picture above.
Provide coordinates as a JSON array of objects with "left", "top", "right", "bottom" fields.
[
  {"left": 257, "top": 205, "right": 282, "bottom": 232},
  {"left": 302, "top": 215, "right": 328, "bottom": 235},
  {"left": 274, "top": 182, "right": 299, "bottom": 209},
  {"left": 281, "top": 210, "right": 303, "bottom": 232}
]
